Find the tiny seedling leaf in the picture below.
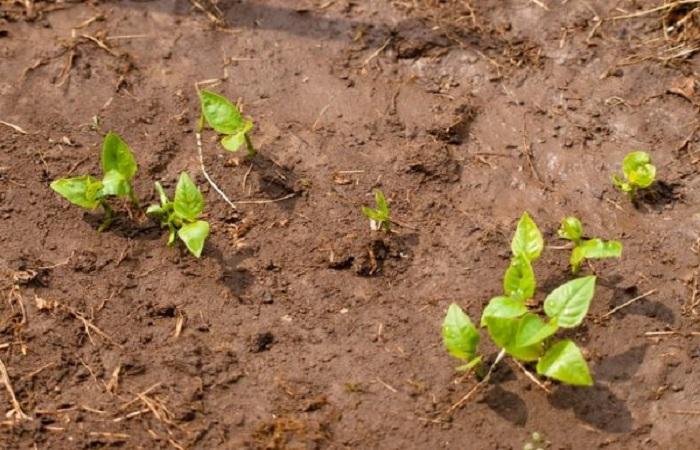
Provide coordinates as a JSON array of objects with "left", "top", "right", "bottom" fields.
[
  {"left": 102, "top": 132, "right": 137, "bottom": 181},
  {"left": 623, "top": 151, "right": 655, "bottom": 188},
  {"left": 558, "top": 217, "right": 583, "bottom": 242},
  {"left": 199, "top": 90, "right": 245, "bottom": 135},
  {"left": 178, "top": 220, "right": 210, "bottom": 258},
  {"left": 442, "top": 303, "right": 480, "bottom": 361},
  {"left": 503, "top": 254, "right": 536, "bottom": 302},
  {"left": 174, "top": 172, "right": 204, "bottom": 221},
  {"left": 511, "top": 212, "right": 543, "bottom": 261},
  {"left": 155, "top": 181, "right": 169, "bottom": 206},
  {"left": 543, "top": 276, "right": 596, "bottom": 328},
  {"left": 536, "top": 340, "right": 592, "bottom": 386},
  {"left": 220, "top": 120, "right": 254, "bottom": 153},
  {"left": 570, "top": 239, "right": 622, "bottom": 272},
  {"left": 50, "top": 176, "right": 103, "bottom": 209},
  {"left": 102, "top": 169, "right": 131, "bottom": 197}
]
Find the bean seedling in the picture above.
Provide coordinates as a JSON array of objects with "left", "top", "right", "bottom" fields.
[
  {"left": 612, "top": 151, "right": 656, "bottom": 199},
  {"left": 361, "top": 190, "right": 391, "bottom": 232},
  {"left": 147, "top": 172, "right": 210, "bottom": 258},
  {"left": 51, "top": 132, "right": 138, "bottom": 231},
  {"left": 198, "top": 89, "right": 256, "bottom": 157},
  {"left": 558, "top": 216, "right": 622, "bottom": 273},
  {"left": 442, "top": 212, "right": 598, "bottom": 387}
]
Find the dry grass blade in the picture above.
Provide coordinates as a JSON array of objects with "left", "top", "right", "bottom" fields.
[
  {"left": 0, "top": 357, "right": 31, "bottom": 421},
  {"left": 0, "top": 120, "right": 28, "bottom": 134},
  {"left": 600, "top": 289, "right": 658, "bottom": 319}
]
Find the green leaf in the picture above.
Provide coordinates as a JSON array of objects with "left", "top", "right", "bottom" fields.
[
  {"left": 558, "top": 216, "right": 583, "bottom": 242},
  {"left": 220, "top": 120, "right": 253, "bottom": 152},
  {"left": 361, "top": 207, "right": 384, "bottom": 222},
  {"left": 102, "top": 169, "right": 131, "bottom": 197},
  {"left": 178, "top": 220, "right": 210, "bottom": 258},
  {"left": 612, "top": 174, "right": 632, "bottom": 193},
  {"left": 155, "top": 182, "right": 169, "bottom": 206},
  {"left": 480, "top": 296, "right": 527, "bottom": 327},
  {"left": 503, "top": 255, "right": 536, "bottom": 302},
  {"left": 146, "top": 204, "right": 164, "bottom": 216},
  {"left": 623, "top": 151, "right": 655, "bottom": 188},
  {"left": 536, "top": 340, "right": 592, "bottom": 386},
  {"left": 571, "top": 239, "right": 622, "bottom": 272},
  {"left": 199, "top": 90, "right": 245, "bottom": 135},
  {"left": 50, "top": 176, "right": 103, "bottom": 209},
  {"left": 374, "top": 190, "right": 390, "bottom": 216},
  {"left": 484, "top": 315, "right": 542, "bottom": 361},
  {"left": 102, "top": 132, "right": 137, "bottom": 181},
  {"left": 514, "top": 314, "right": 558, "bottom": 348},
  {"left": 511, "top": 212, "right": 543, "bottom": 261},
  {"left": 442, "top": 303, "right": 480, "bottom": 361},
  {"left": 543, "top": 276, "right": 596, "bottom": 328},
  {"left": 174, "top": 172, "right": 204, "bottom": 221}
]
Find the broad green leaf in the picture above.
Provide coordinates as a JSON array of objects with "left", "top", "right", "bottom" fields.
[
  {"left": 178, "top": 220, "right": 210, "bottom": 258},
  {"left": 503, "top": 255, "right": 536, "bottom": 302},
  {"left": 199, "top": 90, "right": 245, "bottom": 135},
  {"left": 623, "top": 151, "right": 655, "bottom": 188},
  {"left": 484, "top": 315, "right": 542, "bottom": 361},
  {"left": 571, "top": 239, "right": 622, "bottom": 272},
  {"left": 174, "top": 172, "right": 204, "bottom": 221},
  {"left": 480, "top": 296, "right": 527, "bottom": 327},
  {"left": 536, "top": 340, "right": 592, "bottom": 386},
  {"left": 511, "top": 212, "right": 543, "bottom": 261},
  {"left": 220, "top": 120, "right": 253, "bottom": 152},
  {"left": 50, "top": 176, "right": 103, "bottom": 209},
  {"left": 102, "top": 132, "right": 137, "bottom": 181},
  {"left": 102, "top": 169, "right": 131, "bottom": 197},
  {"left": 442, "top": 303, "right": 480, "bottom": 361},
  {"left": 558, "top": 216, "right": 583, "bottom": 242},
  {"left": 514, "top": 314, "right": 558, "bottom": 348},
  {"left": 155, "top": 182, "right": 169, "bottom": 206},
  {"left": 455, "top": 356, "right": 482, "bottom": 373},
  {"left": 543, "top": 276, "right": 596, "bottom": 328}
]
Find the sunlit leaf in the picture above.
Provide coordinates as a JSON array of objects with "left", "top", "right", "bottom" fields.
[
  {"left": 178, "top": 220, "right": 209, "bottom": 258},
  {"left": 199, "top": 90, "right": 245, "bottom": 135},
  {"left": 536, "top": 340, "right": 592, "bottom": 386},
  {"left": 558, "top": 216, "right": 583, "bottom": 242},
  {"left": 50, "top": 176, "right": 103, "bottom": 209},
  {"left": 503, "top": 255, "right": 536, "bottom": 302},
  {"left": 511, "top": 212, "right": 543, "bottom": 261},
  {"left": 442, "top": 303, "right": 480, "bottom": 361},
  {"left": 174, "top": 172, "right": 204, "bottom": 221},
  {"left": 543, "top": 276, "right": 596, "bottom": 328},
  {"left": 102, "top": 132, "right": 137, "bottom": 181}
]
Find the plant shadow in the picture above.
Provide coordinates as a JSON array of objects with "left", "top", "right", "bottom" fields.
[
  {"left": 482, "top": 385, "right": 528, "bottom": 426},
  {"left": 207, "top": 243, "right": 255, "bottom": 300},
  {"left": 547, "top": 383, "right": 633, "bottom": 433}
]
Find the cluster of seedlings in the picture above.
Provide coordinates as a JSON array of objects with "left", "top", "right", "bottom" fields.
[{"left": 51, "top": 90, "right": 255, "bottom": 257}]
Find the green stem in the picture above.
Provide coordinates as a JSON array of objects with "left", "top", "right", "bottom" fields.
[
  {"left": 98, "top": 201, "right": 114, "bottom": 232},
  {"left": 245, "top": 135, "right": 256, "bottom": 158}
]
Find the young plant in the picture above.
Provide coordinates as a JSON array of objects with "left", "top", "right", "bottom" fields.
[
  {"left": 51, "top": 132, "right": 138, "bottom": 230},
  {"left": 361, "top": 190, "right": 391, "bottom": 232},
  {"left": 612, "top": 151, "right": 656, "bottom": 198},
  {"left": 198, "top": 89, "right": 256, "bottom": 157},
  {"left": 146, "top": 172, "right": 210, "bottom": 258},
  {"left": 442, "top": 212, "right": 597, "bottom": 387},
  {"left": 558, "top": 216, "right": 622, "bottom": 273}
]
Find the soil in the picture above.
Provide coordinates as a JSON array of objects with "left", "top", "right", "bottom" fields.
[{"left": 1, "top": 0, "right": 700, "bottom": 449}]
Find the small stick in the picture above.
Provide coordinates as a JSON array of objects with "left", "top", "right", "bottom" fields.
[
  {"left": 375, "top": 377, "right": 398, "bottom": 393},
  {"left": 600, "top": 289, "right": 657, "bottom": 319},
  {"left": 448, "top": 349, "right": 506, "bottom": 413},
  {"left": 0, "top": 357, "right": 31, "bottom": 421},
  {"left": 195, "top": 131, "right": 237, "bottom": 210},
  {"left": 529, "top": 0, "right": 550, "bottom": 10},
  {"left": 612, "top": 1, "right": 700, "bottom": 20},
  {"left": 241, "top": 163, "right": 253, "bottom": 191},
  {"left": 645, "top": 330, "right": 700, "bottom": 337},
  {"left": 363, "top": 37, "right": 392, "bottom": 66},
  {"left": 235, "top": 192, "right": 296, "bottom": 204},
  {"left": 668, "top": 410, "right": 700, "bottom": 415},
  {"left": 0, "top": 120, "right": 28, "bottom": 134},
  {"left": 511, "top": 358, "right": 551, "bottom": 394}
]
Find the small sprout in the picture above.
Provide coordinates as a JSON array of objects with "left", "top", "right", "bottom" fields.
[
  {"left": 558, "top": 216, "right": 622, "bottom": 273},
  {"left": 198, "top": 89, "right": 256, "bottom": 157},
  {"left": 51, "top": 132, "right": 138, "bottom": 231},
  {"left": 443, "top": 212, "right": 600, "bottom": 387},
  {"left": 612, "top": 151, "right": 656, "bottom": 199},
  {"left": 147, "top": 172, "right": 210, "bottom": 258},
  {"left": 361, "top": 190, "right": 391, "bottom": 232}
]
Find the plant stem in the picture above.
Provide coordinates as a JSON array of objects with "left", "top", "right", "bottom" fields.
[
  {"left": 98, "top": 202, "right": 114, "bottom": 232},
  {"left": 244, "top": 134, "right": 256, "bottom": 158},
  {"left": 195, "top": 131, "right": 237, "bottom": 211},
  {"left": 447, "top": 348, "right": 506, "bottom": 413}
]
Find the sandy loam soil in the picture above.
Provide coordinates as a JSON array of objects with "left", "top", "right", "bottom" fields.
[{"left": 1, "top": 0, "right": 700, "bottom": 448}]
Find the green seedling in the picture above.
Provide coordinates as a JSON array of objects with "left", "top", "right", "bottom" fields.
[
  {"left": 612, "top": 151, "right": 656, "bottom": 198},
  {"left": 442, "top": 212, "right": 598, "bottom": 387},
  {"left": 361, "top": 190, "right": 391, "bottom": 232},
  {"left": 558, "top": 216, "right": 622, "bottom": 273},
  {"left": 51, "top": 132, "right": 138, "bottom": 231},
  {"left": 198, "top": 89, "right": 256, "bottom": 157},
  {"left": 147, "top": 172, "right": 210, "bottom": 258}
]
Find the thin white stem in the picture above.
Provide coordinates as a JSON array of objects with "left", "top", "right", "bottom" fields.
[{"left": 196, "top": 131, "right": 237, "bottom": 211}]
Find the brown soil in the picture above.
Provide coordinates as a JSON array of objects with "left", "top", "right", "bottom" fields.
[{"left": 1, "top": 1, "right": 700, "bottom": 449}]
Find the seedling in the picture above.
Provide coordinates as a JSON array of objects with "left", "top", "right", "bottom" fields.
[
  {"left": 558, "top": 216, "right": 622, "bottom": 273},
  {"left": 612, "top": 151, "right": 656, "bottom": 198},
  {"left": 361, "top": 190, "right": 391, "bottom": 232},
  {"left": 198, "top": 89, "right": 256, "bottom": 157},
  {"left": 147, "top": 172, "right": 210, "bottom": 258},
  {"left": 442, "top": 212, "right": 597, "bottom": 387},
  {"left": 51, "top": 132, "right": 138, "bottom": 231}
]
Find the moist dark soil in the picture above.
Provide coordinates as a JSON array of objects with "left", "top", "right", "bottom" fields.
[{"left": 1, "top": 1, "right": 700, "bottom": 449}]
